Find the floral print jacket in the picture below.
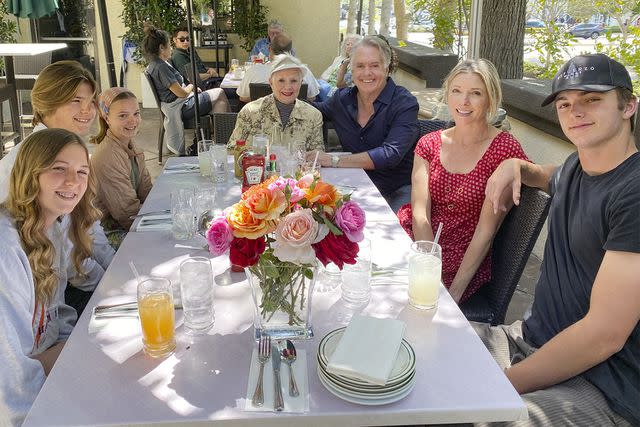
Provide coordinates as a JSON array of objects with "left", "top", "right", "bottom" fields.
[{"left": 227, "top": 94, "right": 324, "bottom": 151}]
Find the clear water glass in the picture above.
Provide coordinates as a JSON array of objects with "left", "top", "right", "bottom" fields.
[
  {"left": 179, "top": 257, "right": 215, "bottom": 334},
  {"left": 209, "top": 144, "right": 228, "bottom": 183},
  {"left": 171, "top": 188, "right": 196, "bottom": 240},
  {"left": 341, "top": 238, "right": 372, "bottom": 306}
]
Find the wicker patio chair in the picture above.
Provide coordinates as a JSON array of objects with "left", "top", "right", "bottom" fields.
[
  {"left": 213, "top": 112, "right": 238, "bottom": 146},
  {"left": 460, "top": 185, "right": 551, "bottom": 325}
]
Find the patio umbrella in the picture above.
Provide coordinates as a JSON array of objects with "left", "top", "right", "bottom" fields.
[{"left": 8, "top": 0, "right": 58, "bottom": 19}]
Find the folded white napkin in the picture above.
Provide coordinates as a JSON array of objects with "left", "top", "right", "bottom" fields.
[
  {"left": 135, "top": 213, "right": 172, "bottom": 232},
  {"left": 326, "top": 315, "right": 405, "bottom": 386},
  {"left": 244, "top": 348, "right": 309, "bottom": 413}
]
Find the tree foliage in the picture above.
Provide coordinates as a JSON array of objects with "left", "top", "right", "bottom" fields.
[
  {"left": 233, "top": 0, "right": 269, "bottom": 51},
  {"left": 595, "top": 0, "right": 640, "bottom": 43},
  {"left": 121, "top": 0, "right": 187, "bottom": 63}
]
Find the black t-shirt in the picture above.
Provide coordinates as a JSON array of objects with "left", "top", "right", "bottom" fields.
[{"left": 523, "top": 151, "right": 640, "bottom": 425}]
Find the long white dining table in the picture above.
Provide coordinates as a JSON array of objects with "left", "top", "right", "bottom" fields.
[{"left": 23, "top": 157, "right": 527, "bottom": 426}]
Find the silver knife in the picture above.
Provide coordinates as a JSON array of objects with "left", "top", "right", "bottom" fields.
[{"left": 271, "top": 344, "right": 284, "bottom": 411}]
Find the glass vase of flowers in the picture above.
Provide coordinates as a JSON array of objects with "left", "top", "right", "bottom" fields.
[{"left": 205, "top": 174, "right": 366, "bottom": 340}]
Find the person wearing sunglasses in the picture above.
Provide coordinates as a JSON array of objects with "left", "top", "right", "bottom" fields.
[{"left": 171, "top": 25, "right": 221, "bottom": 90}]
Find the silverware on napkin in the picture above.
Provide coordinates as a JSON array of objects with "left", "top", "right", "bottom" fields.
[
  {"left": 271, "top": 343, "right": 284, "bottom": 411},
  {"left": 129, "top": 209, "right": 170, "bottom": 219},
  {"left": 251, "top": 335, "right": 270, "bottom": 407},
  {"left": 281, "top": 340, "right": 299, "bottom": 397}
]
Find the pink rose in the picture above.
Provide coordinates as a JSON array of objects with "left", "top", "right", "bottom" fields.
[
  {"left": 268, "top": 177, "right": 305, "bottom": 203},
  {"left": 272, "top": 208, "right": 318, "bottom": 264},
  {"left": 335, "top": 201, "right": 366, "bottom": 242},
  {"left": 206, "top": 217, "right": 234, "bottom": 256}
]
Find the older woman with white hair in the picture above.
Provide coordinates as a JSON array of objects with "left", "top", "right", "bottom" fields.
[
  {"left": 227, "top": 54, "right": 323, "bottom": 151},
  {"left": 317, "top": 34, "right": 362, "bottom": 100},
  {"left": 308, "top": 35, "right": 419, "bottom": 211}
]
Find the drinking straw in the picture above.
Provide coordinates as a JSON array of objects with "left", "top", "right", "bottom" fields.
[
  {"left": 431, "top": 222, "right": 443, "bottom": 253},
  {"left": 311, "top": 151, "right": 320, "bottom": 172},
  {"left": 129, "top": 261, "right": 142, "bottom": 284}
]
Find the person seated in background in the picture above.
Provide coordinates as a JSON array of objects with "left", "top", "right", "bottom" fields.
[
  {"left": 249, "top": 20, "right": 295, "bottom": 58},
  {"left": 0, "top": 60, "right": 114, "bottom": 316},
  {"left": 237, "top": 33, "right": 319, "bottom": 103},
  {"left": 142, "top": 23, "right": 230, "bottom": 155},
  {"left": 396, "top": 59, "right": 529, "bottom": 304},
  {"left": 171, "top": 25, "right": 222, "bottom": 90},
  {"left": 90, "top": 88, "right": 152, "bottom": 249},
  {"left": 0, "top": 129, "right": 102, "bottom": 426},
  {"left": 477, "top": 54, "right": 639, "bottom": 427},
  {"left": 306, "top": 35, "right": 418, "bottom": 212},
  {"left": 227, "top": 54, "right": 323, "bottom": 151},
  {"left": 317, "top": 33, "right": 362, "bottom": 101}
]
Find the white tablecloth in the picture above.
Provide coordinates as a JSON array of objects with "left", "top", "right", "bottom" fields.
[{"left": 23, "top": 158, "right": 526, "bottom": 426}]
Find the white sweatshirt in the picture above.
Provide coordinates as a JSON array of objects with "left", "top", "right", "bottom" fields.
[{"left": 0, "top": 210, "right": 77, "bottom": 426}]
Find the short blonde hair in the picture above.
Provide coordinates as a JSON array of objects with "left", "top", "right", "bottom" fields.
[
  {"left": 31, "top": 60, "right": 97, "bottom": 126},
  {"left": 442, "top": 58, "right": 502, "bottom": 123}
]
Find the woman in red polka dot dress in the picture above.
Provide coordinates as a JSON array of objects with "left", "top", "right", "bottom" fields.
[{"left": 398, "top": 59, "right": 529, "bottom": 304}]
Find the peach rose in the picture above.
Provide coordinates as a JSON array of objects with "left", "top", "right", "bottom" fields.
[
  {"left": 226, "top": 201, "right": 275, "bottom": 239},
  {"left": 243, "top": 185, "right": 286, "bottom": 220},
  {"left": 304, "top": 181, "right": 339, "bottom": 207},
  {"left": 272, "top": 208, "right": 318, "bottom": 264}
]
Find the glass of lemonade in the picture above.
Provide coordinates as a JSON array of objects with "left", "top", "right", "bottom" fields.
[
  {"left": 408, "top": 241, "right": 442, "bottom": 310},
  {"left": 137, "top": 277, "right": 176, "bottom": 357},
  {"left": 198, "top": 140, "right": 213, "bottom": 177}
]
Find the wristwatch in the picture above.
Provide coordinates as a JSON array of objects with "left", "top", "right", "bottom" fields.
[{"left": 331, "top": 155, "right": 340, "bottom": 168}]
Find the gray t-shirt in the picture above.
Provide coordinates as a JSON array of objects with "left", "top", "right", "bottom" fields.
[
  {"left": 523, "top": 151, "right": 640, "bottom": 425},
  {"left": 146, "top": 58, "right": 184, "bottom": 104}
]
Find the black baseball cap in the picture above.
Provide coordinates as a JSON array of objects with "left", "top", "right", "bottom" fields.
[{"left": 541, "top": 54, "right": 633, "bottom": 106}]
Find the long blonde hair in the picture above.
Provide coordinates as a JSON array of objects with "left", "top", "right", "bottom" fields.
[
  {"left": 5, "top": 129, "right": 101, "bottom": 304},
  {"left": 31, "top": 60, "right": 97, "bottom": 127}
]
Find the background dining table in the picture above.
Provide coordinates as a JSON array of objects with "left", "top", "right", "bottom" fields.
[{"left": 23, "top": 157, "right": 527, "bottom": 426}]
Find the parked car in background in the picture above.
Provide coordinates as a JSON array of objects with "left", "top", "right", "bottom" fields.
[
  {"left": 569, "top": 23, "right": 604, "bottom": 39},
  {"left": 525, "top": 19, "right": 545, "bottom": 29}
]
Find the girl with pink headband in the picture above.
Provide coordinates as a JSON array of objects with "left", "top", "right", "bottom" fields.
[{"left": 90, "top": 87, "right": 153, "bottom": 247}]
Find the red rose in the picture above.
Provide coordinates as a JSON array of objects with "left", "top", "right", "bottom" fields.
[
  {"left": 229, "top": 237, "right": 266, "bottom": 267},
  {"left": 312, "top": 232, "right": 359, "bottom": 269}
]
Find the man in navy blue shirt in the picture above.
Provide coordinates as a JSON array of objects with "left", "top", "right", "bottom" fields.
[{"left": 308, "top": 36, "right": 418, "bottom": 212}]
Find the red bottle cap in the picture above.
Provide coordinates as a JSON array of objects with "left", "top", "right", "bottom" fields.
[
  {"left": 236, "top": 139, "right": 246, "bottom": 146},
  {"left": 269, "top": 153, "right": 276, "bottom": 160}
]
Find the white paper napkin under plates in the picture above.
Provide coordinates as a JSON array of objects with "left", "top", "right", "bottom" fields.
[
  {"left": 244, "top": 348, "right": 309, "bottom": 413},
  {"left": 326, "top": 314, "right": 405, "bottom": 386},
  {"left": 135, "top": 213, "right": 172, "bottom": 231}
]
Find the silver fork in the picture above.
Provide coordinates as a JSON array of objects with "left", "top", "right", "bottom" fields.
[{"left": 251, "top": 335, "right": 270, "bottom": 407}]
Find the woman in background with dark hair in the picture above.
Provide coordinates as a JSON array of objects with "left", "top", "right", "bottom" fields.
[
  {"left": 142, "top": 23, "right": 229, "bottom": 154},
  {"left": 307, "top": 35, "right": 418, "bottom": 212}
]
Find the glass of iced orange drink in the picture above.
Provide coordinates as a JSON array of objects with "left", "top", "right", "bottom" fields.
[{"left": 137, "top": 277, "right": 176, "bottom": 357}]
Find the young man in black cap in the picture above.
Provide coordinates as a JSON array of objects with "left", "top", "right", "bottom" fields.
[{"left": 478, "top": 54, "right": 639, "bottom": 426}]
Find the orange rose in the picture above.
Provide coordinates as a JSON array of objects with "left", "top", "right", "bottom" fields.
[
  {"left": 226, "top": 201, "right": 275, "bottom": 239},
  {"left": 243, "top": 185, "right": 286, "bottom": 220},
  {"left": 304, "top": 181, "right": 339, "bottom": 207}
]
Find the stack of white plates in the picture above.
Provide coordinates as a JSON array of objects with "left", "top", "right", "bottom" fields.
[{"left": 316, "top": 327, "right": 416, "bottom": 405}]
